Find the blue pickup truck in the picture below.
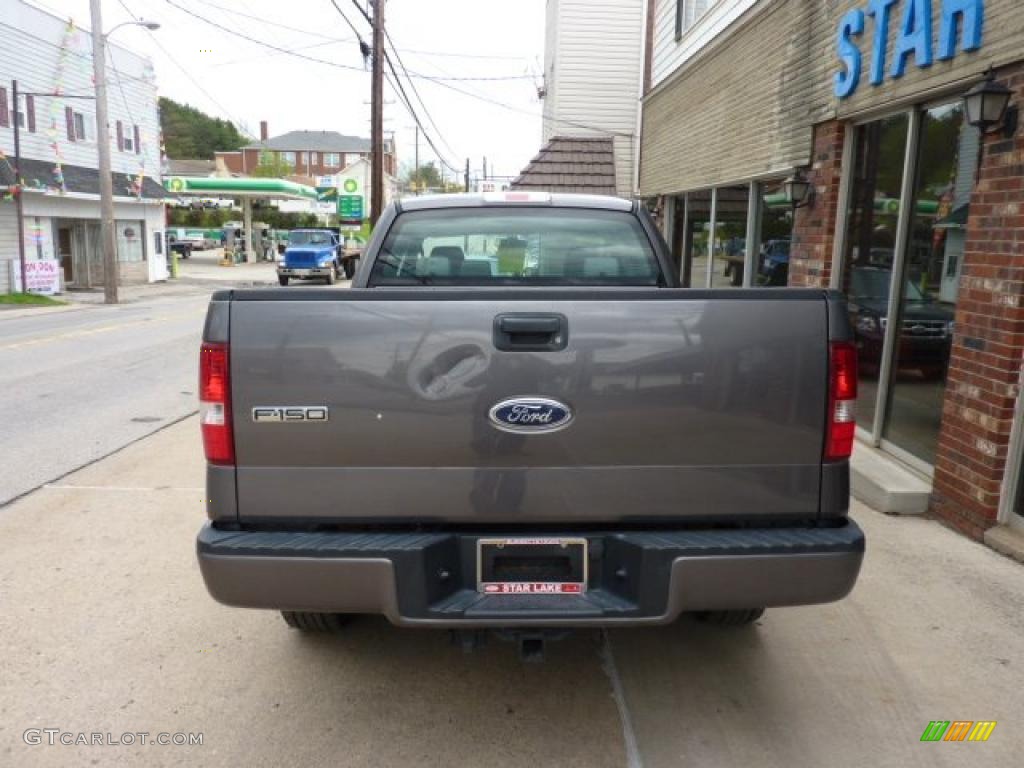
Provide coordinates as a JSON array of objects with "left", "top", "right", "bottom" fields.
[{"left": 277, "top": 229, "right": 342, "bottom": 286}]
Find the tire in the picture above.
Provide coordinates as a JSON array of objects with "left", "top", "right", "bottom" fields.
[
  {"left": 343, "top": 258, "right": 356, "bottom": 279},
  {"left": 278, "top": 275, "right": 289, "bottom": 286},
  {"left": 281, "top": 611, "right": 350, "bottom": 632},
  {"left": 325, "top": 268, "right": 336, "bottom": 286},
  {"left": 694, "top": 608, "right": 765, "bottom": 627}
]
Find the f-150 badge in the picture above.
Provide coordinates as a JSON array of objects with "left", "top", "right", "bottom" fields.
[
  {"left": 488, "top": 397, "right": 572, "bottom": 434},
  {"left": 252, "top": 407, "right": 329, "bottom": 423}
]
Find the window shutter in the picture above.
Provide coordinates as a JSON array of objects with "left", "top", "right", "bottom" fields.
[
  {"left": 116, "top": 120, "right": 124, "bottom": 151},
  {"left": 0, "top": 88, "right": 8, "bottom": 128},
  {"left": 134, "top": 125, "right": 140, "bottom": 155},
  {"left": 65, "top": 106, "right": 75, "bottom": 141},
  {"left": 26, "top": 94, "right": 35, "bottom": 133}
]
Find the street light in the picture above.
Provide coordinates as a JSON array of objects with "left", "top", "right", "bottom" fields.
[
  {"left": 963, "top": 69, "right": 1017, "bottom": 138},
  {"left": 782, "top": 169, "right": 813, "bottom": 210},
  {"left": 89, "top": 1, "right": 160, "bottom": 304}
]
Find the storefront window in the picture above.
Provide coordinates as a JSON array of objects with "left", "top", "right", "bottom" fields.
[
  {"left": 681, "top": 189, "right": 712, "bottom": 287},
  {"left": 755, "top": 179, "right": 794, "bottom": 286},
  {"left": 883, "top": 103, "right": 973, "bottom": 464},
  {"left": 710, "top": 186, "right": 748, "bottom": 288},
  {"left": 841, "top": 113, "right": 910, "bottom": 432}
]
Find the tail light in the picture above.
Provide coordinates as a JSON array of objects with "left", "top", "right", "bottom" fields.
[
  {"left": 200, "top": 342, "right": 234, "bottom": 465},
  {"left": 825, "top": 341, "right": 858, "bottom": 461}
]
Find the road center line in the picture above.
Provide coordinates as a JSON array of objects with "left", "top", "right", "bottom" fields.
[
  {"left": 0, "top": 310, "right": 205, "bottom": 351},
  {"left": 601, "top": 629, "right": 644, "bottom": 768}
]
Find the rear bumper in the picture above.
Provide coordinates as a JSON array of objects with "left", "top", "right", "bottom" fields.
[
  {"left": 197, "top": 520, "right": 865, "bottom": 627},
  {"left": 277, "top": 266, "right": 333, "bottom": 277}
]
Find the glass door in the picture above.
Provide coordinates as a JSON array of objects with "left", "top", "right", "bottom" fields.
[
  {"left": 840, "top": 113, "right": 911, "bottom": 435},
  {"left": 882, "top": 102, "right": 973, "bottom": 465},
  {"left": 838, "top": 102, "right": 976, "bottom": 470}
]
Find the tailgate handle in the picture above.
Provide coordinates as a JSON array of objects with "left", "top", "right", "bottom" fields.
[{"left": 494, "top": 313, "right": 568, "bottom": 352}]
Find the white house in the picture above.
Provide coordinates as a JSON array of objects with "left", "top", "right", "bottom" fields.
[
  {"left": 515, "top": 0, "right": 646, "bottom": 197},
  {"left": 0, "top": 0, "right": 167, "bottom": 293}
]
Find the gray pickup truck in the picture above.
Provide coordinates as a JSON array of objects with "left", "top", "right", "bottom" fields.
[{"left": 197, "top": 192, "right": 864, "bottom": 649}]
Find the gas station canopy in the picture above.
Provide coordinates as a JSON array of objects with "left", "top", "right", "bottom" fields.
[{"left": 163, "top": 176, "right": 319, "bottom": 201}]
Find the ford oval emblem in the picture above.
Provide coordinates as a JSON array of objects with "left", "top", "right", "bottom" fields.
[{"left": 488, "top": 397, "right": 573, "bottom": 434}]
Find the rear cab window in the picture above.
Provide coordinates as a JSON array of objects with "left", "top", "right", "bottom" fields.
[{"left": 368, "top": 207, "right": 665, "bottom": 286}]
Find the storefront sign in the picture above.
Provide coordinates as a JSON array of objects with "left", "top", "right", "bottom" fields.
[
  {"left": 10, "top": 259, "right": 62, "bottom": 295},
  {"left": 835, "top": 0, "right": 984, "bottom": 99}
]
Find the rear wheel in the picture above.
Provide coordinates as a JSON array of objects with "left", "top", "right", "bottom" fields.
[
  {"left": 281, "top": 611, "right": 351, "bottom": 632},
  {"left": 694, "top": 608, "right": 765, "bottom": 627},
  {"left": 343, "top": 258, "right": 356, "bottom": 279},
  {"left": 278, "top": 275, "right": 289, "bottom": 286}
]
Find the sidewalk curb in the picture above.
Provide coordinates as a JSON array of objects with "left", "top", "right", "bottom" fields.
[{"left": 0, "top": 409, "right": 198, "bottom": 511}]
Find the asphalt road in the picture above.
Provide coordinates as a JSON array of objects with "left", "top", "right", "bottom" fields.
[
  {"left": 0, "top": 292, "right": 209, "bottom": 506},
  {"left": 1, "top": 417, "right": 1022, "bottom": 768},
  {"left": 0, "top": 255, "right": 345, "bottom": 506}
]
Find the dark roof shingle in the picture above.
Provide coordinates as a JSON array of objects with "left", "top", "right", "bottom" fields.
[
  {"left": 2, "top": 157, "right": 165, "bottom": 199},
  {"left": 510, "top": 136, "right": 618, "bottom": 195}
]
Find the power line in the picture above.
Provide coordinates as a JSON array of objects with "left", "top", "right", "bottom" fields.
[
  {"left": 118, "top": 0, "right": 251, "bottom": 135},
  {"left": 383, "top": 64, "right": 459, "bottom": 175},
  {"left": 163, "top": 0, "right": 369, "bottom": 74},
  {"left": 329, "top": 0, "right": 367, "bottom": 46},
  {"left": 211, "top": 37, "right": 354, "bottom": 69},
  {"left": 383, "top": 29, "right": 457, "bottom": 160},
  {"left": 412, "top": 69, "right": 635, "bottom": 138},
  {"left": 162, "top": 0, "right": 532, "bottom": 82},
  {"left": 195, "top": 0, "right": 353, "bottom": 42}
]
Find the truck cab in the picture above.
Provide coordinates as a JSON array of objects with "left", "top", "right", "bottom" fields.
[{"left": 277, "top": 229, "right": 341, "bottom": 286}]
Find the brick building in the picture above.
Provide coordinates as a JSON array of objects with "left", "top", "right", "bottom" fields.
[
  {"left": 214, "top": 121, "right": 395, "bottom": 182},
  {"left": 639, "top": 0, "right": 1024, "bottom": 552}
]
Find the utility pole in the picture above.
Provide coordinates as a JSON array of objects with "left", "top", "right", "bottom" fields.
[
  {"left": 370, "top": 0, "right": 385, "bottom": 224},
  {"left": 414, "top": 125, "right": 419, "bottom": 195},
  {"left": 464, "top": 158, "right": 470, "bottom": 193},
  {"left": 90, "top": 0, "right": 118, "bottom": 303},
  {"left": 11, "top": 80, "right": 27, "bottom": 293},
  {"left": 483, "top": 156, "right": 487, "bottom": 181}
]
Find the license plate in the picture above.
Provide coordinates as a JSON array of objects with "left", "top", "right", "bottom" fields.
[
  {"left": 294, "top": 269, "right": 311, "bottom": 276},
  {"left": 477, "top": 538, "right": 587, "bottom": 595}
]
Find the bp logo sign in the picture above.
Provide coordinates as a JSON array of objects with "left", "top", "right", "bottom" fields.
[
  {"left": 343, "top": 178, "right": 359, "bottom": 193},
  {"left": 167, "top": 177, "right": 185, "bottom": 193}
]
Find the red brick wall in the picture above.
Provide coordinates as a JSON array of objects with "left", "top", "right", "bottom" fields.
[
  {"left": 930, "top": 62, "right": 1024, "bottom": 539},
  {"left": 788, "top": 121, "right": 846, "bottom": 289}
]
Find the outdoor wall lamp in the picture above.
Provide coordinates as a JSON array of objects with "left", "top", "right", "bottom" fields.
[
  {"left": 782, "top": 170, "right": 813, "bottom": 209},
  {"left": 963, "top": 69, "right": 1018, "bottom": 138}
]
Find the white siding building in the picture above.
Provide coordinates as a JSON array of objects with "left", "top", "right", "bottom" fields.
[
  {"left": 526, "top": 0, "right": 646, "bottom": 197},
  {"left": 0, "top": 0, "right": 167, "bottom": 293}
]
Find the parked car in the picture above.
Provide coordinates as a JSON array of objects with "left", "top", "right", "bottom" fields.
[
  {"left": 196, "top": 192, "right": 864, "bottom": 657},
  {"left": 276, "top": 229, "right": 342, "bottom": 285},
  {"left": 165, "top": 233, "right": 192, "bottom": 259},
  {"left": 847, "top": 266, "right": 954, "bottom": 378},
  {"left": 168, "top": 228, "right": 206, "bottom": 251},
  {"left": 758, "top": 239, "right": 791, "bottom": 286}
]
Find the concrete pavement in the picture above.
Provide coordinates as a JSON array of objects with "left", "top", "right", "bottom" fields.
[{"left": 1, "top": 416, "right": 1021, "bottom": 767}]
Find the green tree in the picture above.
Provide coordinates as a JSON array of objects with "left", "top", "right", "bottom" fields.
[
  {"left": 159, "top": 97, "right": 246, "bottom": 159},
  {"left": 404, "top": 161, "right": 442, "bottom": 193}
]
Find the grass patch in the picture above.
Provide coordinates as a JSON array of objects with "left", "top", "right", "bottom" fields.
[{"left": 0, "top": 293, "right": 66, "bottom": 306}]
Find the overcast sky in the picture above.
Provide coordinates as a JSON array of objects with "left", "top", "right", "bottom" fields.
[{"left": 49, "top": 0, "right": 547, "bottom": 181}]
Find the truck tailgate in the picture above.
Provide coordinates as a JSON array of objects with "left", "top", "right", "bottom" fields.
[{"left": 228, "top": 290, "right": 828, "bottom": 524}]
